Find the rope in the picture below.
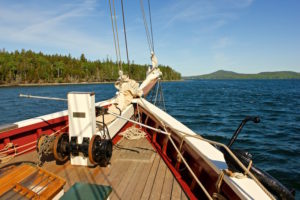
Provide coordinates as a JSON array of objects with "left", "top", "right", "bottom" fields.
[
  {"left": 0, "top": 145, "right": 36, "bottom": 164},
  {"left": 120, "top": 0, "right": 130, "bottom": 74},
  {"left": 0, "top": 124, "right": 68, "bottom": 164},
  {"left": 38, "top": 135, "right": 55, "bottom": 166},
  {"left": 0, "top": 142, "right": 14, "bottom": 152},
  {"left": 112, "top": 0, "right": 122, "bottom": 71},
  {"left": 140, "top": 0, "right": 153, "bottom": 53},
  {"left": 50, "top": 124, "right": 69, "bottom": 136},
  {"left": 216, "top": 170, "right": 225, "bottom": 193},
  {"left": 109, "top": 101, "right": 276, "bottom": 200},
  {"left": 108, "top": 0, "right": 121, "bottom": 71},
  {"left": 212, "top": 193, "right": 227, "bottom": 200},
  {"left": 149, "top": 80, "right": 166, "bottom": 111},
  {"left": 167, "top": 132, "right": 213, "bottom": 199},
  {"left": 136, "top": 103, "right": 142, "bottom": 128},
  {"left": 245, "top": 160, "right": 253, "bottom": 175},
  {"left": 121, "top": 126, "right": 146, "bottom": 140},
  {"left": 159, "top": 82, "right": 166, "bottom": 111},
  {"left": 0, "top": 141, "right": 35, "bottom": 155},
  {"left": 147, "top": 0, "right": 155, "bottom": 52}
]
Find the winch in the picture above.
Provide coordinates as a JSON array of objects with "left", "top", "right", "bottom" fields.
[{"left": 51, "top": 92, "right": 112, "bottom": 167}]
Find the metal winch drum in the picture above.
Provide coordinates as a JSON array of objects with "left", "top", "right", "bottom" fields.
[
  {"left": 88, "top": 135, "right": 112, "bottom": 166},
  {"left": 51, "top": 133, "right": 112, "bottom": 166},
  {"left": 38, "top": 92, "right": 113, "bottom": 167}
]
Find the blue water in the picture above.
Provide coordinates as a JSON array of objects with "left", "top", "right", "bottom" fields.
[{"left": 1, "top": 80, "right": 300, "bottom": 197}]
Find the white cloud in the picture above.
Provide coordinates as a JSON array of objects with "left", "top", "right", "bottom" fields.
[
  {"left": 162, "top": 0, "right": 253, "bottom": 29},
  {"left": 212, "top": 37, "right": 233, "bottom": 49},
  {"left": 213, "top": 52, "right": 236, "bottom": 67},
  {"left": 0, "top": 0, "right": 112, "bottom": 59}
]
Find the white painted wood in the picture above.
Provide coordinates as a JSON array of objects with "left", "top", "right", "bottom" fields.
[
  {"left": 68, "top": 92, "right": 96, "bottom": 166},
  {"left": 15, "top": 110, "right": 68, "bottom": 128},
  {"left": 96, "top": 104, "right": 134, "bottom": 139},
  {"left": 14, "top": 100, "right": 109, "bottom": 128}
]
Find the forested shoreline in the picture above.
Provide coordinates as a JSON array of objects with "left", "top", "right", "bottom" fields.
[{"left": 0, "top": 49, "right": 181, "bottom": 85}]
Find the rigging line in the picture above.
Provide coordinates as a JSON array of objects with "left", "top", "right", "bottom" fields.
[
  {"left": 120, "top": 0, "right": 130, "bottom": 75},
  {"left": 112, "top": 0, "right": 123, "bottom": 71},
  {"left": 140, "top": 0, "right": 153, "bottom": 53},
  {"left": 108, "top": 0, "right": 120, "bottom": 70},
  {"left": 147, "top": 0, "right": 155, "bottom": 52}
]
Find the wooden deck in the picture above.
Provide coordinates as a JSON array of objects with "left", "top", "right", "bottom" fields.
[{"left": 0, "top": 137, "right": 188, "bottom": 200}]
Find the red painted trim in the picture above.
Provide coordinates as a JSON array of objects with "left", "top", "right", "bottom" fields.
[
  {"left": 0, "top": 116, "right": 68, "bottom": 139},
  {"left": 0, "top": 116, "right": 68, "bottom": 154}
]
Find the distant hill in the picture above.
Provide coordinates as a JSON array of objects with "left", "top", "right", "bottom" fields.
[{"left": 184, "top": 70, "right": 300, "bottom": 80}]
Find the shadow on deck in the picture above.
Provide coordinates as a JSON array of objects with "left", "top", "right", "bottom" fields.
[{"left": 0, "top": 137, "right": 188, "bottom": 200}]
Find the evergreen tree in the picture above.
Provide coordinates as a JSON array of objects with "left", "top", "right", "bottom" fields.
[{"left": 0, "top": 50, "right": 181, "bottom": 84}]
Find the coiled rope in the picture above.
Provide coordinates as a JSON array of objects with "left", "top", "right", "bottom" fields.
[
  {"left": 0, "top": 124, "right": 69, "bottom": 164},
  {"left": 121, "top": 126, "right": 146, "bottom": 140}
]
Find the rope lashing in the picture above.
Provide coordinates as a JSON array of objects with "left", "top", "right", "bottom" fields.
[
  {"left": 0, "top": 142, "right": 15, "bottom": 153},
  {"left": 216, "top": 170, "right": 225, "bottom": 193},
  {"left": 245, "top": 160, "right": 253, "bottom": 176}
]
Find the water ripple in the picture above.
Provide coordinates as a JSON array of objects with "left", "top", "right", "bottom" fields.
[{"left": 0, "top": 80, "right": 299, "bottom": 197}]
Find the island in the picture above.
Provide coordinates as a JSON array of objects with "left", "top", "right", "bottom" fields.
[
  {"left": 0, "top": 49, "right": 181, "bottom": 85},
  {"left": 184, "top": 70, "right": 300, "bottom": 80}
]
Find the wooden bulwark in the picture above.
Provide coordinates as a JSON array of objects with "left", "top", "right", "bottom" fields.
[{"left": 137, "top": 105, "right": 242, "bottom": 200}]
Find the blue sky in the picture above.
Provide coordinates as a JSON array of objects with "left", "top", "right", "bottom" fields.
[{"left": 0, "top": 0, "right": 299, "bottom": 76}]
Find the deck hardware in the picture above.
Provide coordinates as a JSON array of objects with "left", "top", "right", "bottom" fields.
[
  {"left": 88, "top": 135, "right": 112, "bottom": 167},
  {"left": 53, "top": 133, "right": 69, "bottom": 162},
  {"left": 80, "top": 137, "right": 90, "bottom": 157},
  {"left": 69, "top": 137, "right": 79, "bottom": 156},
  {"left": 227, "top": 116, "right": 260, "bottom": 148}
]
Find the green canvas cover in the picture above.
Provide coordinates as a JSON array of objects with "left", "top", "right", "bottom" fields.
[{"left": 60, "top": 182, "right": 112, "bottom": 200}]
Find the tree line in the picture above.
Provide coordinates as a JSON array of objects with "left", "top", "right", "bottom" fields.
[{"left": 0, "top": 49, "right": 181, "bottom": 84}]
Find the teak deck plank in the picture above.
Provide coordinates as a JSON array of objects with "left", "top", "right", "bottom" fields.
[
  {"left": 140, "top": 153, "right": 161, "bottom": 200},
  {"left": 0, "top": 137, "right": 188, "bottom": 200},
  {"left": 172, "top": 176, "right": 182, "bottom": 200},
  {"left": 129, "top": 154, "right": 157, "bottom": 200},
  {"left": 160, "top": 166, "right": 175, "bottom": 200},
  {"left": 121, "top": 161, "right": 147, "bottom": 199},
  {"left": 149, "top": 157, "right": 167, "bottom": 200}
]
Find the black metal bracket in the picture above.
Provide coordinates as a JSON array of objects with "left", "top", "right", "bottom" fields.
[
  {"left": 80, "top": 137, "right": 90, "bottom": 157},
  {"left": 69, "top": 136, "right": 91, "bottom": 157},
  {"left": 227, "top": 116, "right": 260, "bottom": 148},
  {"left": 95, "top": 106, "right": 108, "bottom": 117},
  {"left": 70, "top": 137, "right": 79, "bottom": 156}
]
